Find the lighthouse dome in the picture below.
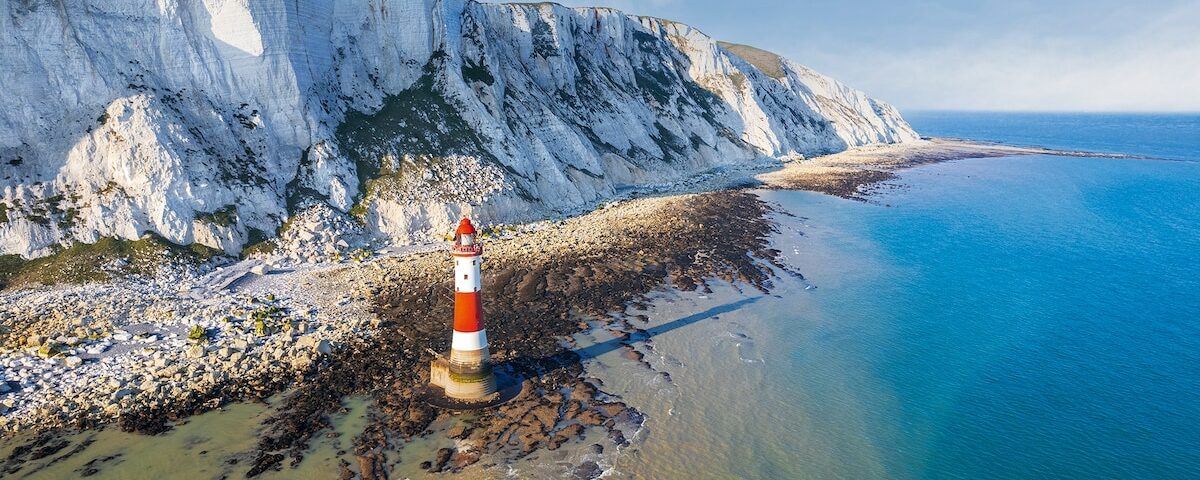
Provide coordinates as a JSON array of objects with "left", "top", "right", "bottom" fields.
[{"left": 456, "top": 218, "right": 477, "bottom": 236}]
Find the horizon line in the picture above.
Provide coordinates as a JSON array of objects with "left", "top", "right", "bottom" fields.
[{"left": 901, "top": 109, "right": 1200, "bottom": 115}]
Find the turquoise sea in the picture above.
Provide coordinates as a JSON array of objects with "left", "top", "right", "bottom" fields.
[{"left": 585, "top": 112, "right": 1200, "bottom": 479}]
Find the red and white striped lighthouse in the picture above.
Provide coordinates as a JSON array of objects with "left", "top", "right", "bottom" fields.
[{"left": 429, "top": 217, "right": 497, "bottom": 400}]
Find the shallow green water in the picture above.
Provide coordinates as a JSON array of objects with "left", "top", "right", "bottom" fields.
[{"left": 0, "top": 395, "right": 376, "bottom": 480}]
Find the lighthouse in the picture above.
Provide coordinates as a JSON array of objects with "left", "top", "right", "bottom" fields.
[{"left": 429, "top": 217, "right": 498, "bottom": 400}]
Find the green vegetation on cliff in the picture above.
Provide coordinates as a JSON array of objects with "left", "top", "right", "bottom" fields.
[
  {"left": 196, "top": 205, "right": 238, "bottom": 227},
  {"left": 336, "top": 55, "right": 498, "bottom": 219},
  {"left": 0, "top": 234, "right": 223, "bottom": 290}
]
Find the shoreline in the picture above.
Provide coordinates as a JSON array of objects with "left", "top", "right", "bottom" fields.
[
  {"left": 0, "top": 138, "right": 1098, "bottom": 477},
  {"left": 754, "top": 137, "right": 1141, "bottom": 199}
]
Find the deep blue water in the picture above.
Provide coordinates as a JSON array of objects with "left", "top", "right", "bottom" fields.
[
  {"left": 905, "top": 111, "right": 1200, "bottom": 161},
  {"left": 758, "top": 113, "right": 1200, "bottom": 479}
]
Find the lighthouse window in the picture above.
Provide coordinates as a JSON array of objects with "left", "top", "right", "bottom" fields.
[{"left": 463, "top": 274, "right": 468, "bottom": 280}]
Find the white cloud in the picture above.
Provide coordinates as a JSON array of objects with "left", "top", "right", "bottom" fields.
[{"left": 799, "top": 3, "right": 1200, "bottom": 111}]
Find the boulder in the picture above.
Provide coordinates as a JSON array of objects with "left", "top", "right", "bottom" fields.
[
  {"left": 315, "top": 339, "right": 333, "bottom": 355},
  {"left": 432, "top": 447, "right": 453, "bottom": 472},
  {"left": 64, "top": 356, "right": 83, "bottom": 368},
  {"left": 572, "top": 461, "right": 602, "bottom": 480},
  {"left": 250, "top": 264, "right": 268, "bottom": 276},
  {"left": 595, "top": 402, "right": 627, "bottom": 418},
  {"left": 290, "top": 354, "right": 312, "bottom": 370},
  {"left": 186, "top": 345, "right": 206, "bottom": 359},
  {"left": 26, "top": 334, "right": 45, "bottom": 347},
  {"left": 575, "top": 410, "right": 605, "bottom": 426}
]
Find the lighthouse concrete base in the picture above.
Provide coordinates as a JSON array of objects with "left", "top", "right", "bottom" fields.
[
  {"left": 423, "top": 361, "right": 523, "bottom": 410},
  {"left": 429, "top": 357, "right": 497, "bottom": 399}
]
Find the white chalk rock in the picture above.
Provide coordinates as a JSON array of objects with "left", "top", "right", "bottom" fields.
[
  {"left": 186, "top": 345, "right": 206, "bottom": 359},
  {"left": 64, "top": 356, "right": 83, "bottom": 368},
  {"left": 0, "top": 1, "right": 915, "bottom": 260},
  {"left": 290, "top": 354, "right": 312, "bottom": 370},
  {"left": 315, "top": 339, "right": 333, "bottom": 355}
]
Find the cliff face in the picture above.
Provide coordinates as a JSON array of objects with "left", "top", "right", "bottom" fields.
[{"left": 0, "top": 0, "right": 917, "bottom": 258}]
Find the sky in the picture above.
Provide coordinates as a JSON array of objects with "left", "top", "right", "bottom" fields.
[{"left": 489, "top": 0, "right": 1200, "bottom": 112}]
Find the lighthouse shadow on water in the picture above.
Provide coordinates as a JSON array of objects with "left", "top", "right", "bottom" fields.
[{"left": 424, "top": 217, "right": 524, "bottom": 409}]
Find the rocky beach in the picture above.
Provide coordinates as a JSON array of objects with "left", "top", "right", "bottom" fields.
[
  {"left": 1, "top": 189, "right": 782, "bottom": 478},
  {"left": 0, "top": 139, "right": 1083, "bottom": 478}
]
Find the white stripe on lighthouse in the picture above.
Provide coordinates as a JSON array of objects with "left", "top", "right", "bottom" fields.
[
  {"left": 455, "top": 257, "right": 481, "bottom": 292},
  {"left": 451, "top": 329, "right": 488, "bottom": 351}
]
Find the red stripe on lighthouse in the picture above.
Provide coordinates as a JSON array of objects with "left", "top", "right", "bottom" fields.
[{"left": 454, "top": 291, "right": 483, "bottom": 332}]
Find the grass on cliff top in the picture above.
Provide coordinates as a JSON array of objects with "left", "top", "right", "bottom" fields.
[
  {"left": 717, "top": 41, "right": 786, "bottom": 79},
  {"left": 0, "top": 234, "right": 223, "bottom": 290}
]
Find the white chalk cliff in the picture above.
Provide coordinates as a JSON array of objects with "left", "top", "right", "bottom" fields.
[{"left": 0, "top": 0, "right": 918, "bottom": 258}]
